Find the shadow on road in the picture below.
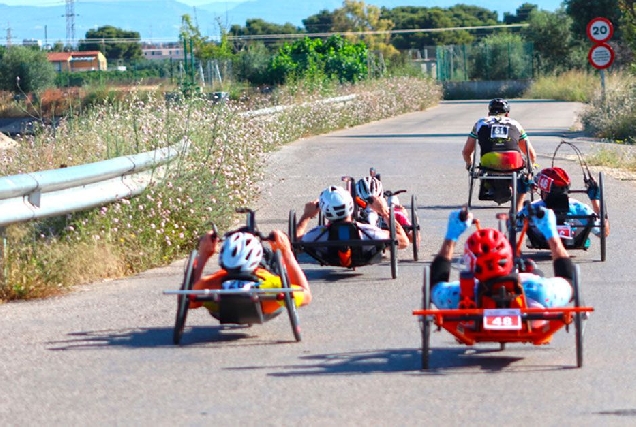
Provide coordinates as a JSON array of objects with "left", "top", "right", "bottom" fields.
[
  {"left": 45, "top": 325, "right": 297, "bottom": 350},
  {"left": 229, "top": 346, "right": 575, "bottom": 376}
]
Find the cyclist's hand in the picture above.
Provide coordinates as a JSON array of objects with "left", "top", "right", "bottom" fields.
[
  {"left": 465, "top": 163, "right": 472, "bottom": 171},
  {"left": 445, "top": 209, "right": 472, "bottom": 242},
  {"left": 269, "top": 229, "right": 291, "bottom": 254},
  {"left": 585, "top": 177, "right": 601, "bottom": 200},
  {"left": 303, "top": 199, "right": 320, "bottom": 218},
  {"left": 531, "top": 206, "right": 558, "bottom": 240},
  {"left": 198, "top": 230, "right": 219, "bottom": 256}
]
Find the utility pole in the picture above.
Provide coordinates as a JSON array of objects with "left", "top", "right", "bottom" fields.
[
  {"left": 62, "top": 0, "right": 77, "bottom": 48},
  {"left": 6, "top": 21, "right": 12, "bottom": 46}
]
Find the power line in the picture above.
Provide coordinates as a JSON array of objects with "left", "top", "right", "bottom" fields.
[{"left": 226, "top": 23, "right": 529, "bottom": 41}]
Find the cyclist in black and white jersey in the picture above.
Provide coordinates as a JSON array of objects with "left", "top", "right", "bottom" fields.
[{"left": 462, "top": 98, "right": 537, "bottom": 212}]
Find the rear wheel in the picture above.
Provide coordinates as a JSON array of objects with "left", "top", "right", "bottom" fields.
[
  {"left": 421, "top": 266, "right": 432, "bottom": 370},
  {"left": 174, "top": 249, "right": 198, "bottom": 345},
  {"left": 508, "top": 172, "right": 518, "bottom": 250},
  {"left": 288, "top": 210, "right": 298, "bottom": 257},
  {"left": 410, "top": 194, "right": 420, "bottom": 261},
  {"left": 573, "top": 265, "right": 584, "bottom": 368},
  {"left": 276, "top": 250, "right": 301, "bottom": 342},
  {"left": 599, "top": 172, "right": 607, "bottom": 262},
  {"left": 389, "top": 203, "right": 398, "bottom": 279}
]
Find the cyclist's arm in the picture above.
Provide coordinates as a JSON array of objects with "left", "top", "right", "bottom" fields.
[
  {"left": 519, "top": 137, "right": 536, "bottom": 165},
  {"left": 269, "top": 230, "right": 312, "bottom": 305},
  {"left": 193, "top": 231, "right": 220, "bottom": 283},
  {"left": 370, "top": 196, "right": 409, "bottom": 249},
  {"left": 462, "top": 136, "right": 476, "bottom": 167},
  {"left": 296, "top": 199, "right": 320, "bottom": 239}
]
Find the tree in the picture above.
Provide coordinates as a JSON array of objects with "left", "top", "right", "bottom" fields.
[
  {"left": 78, "top": 25, "right": 142, "bottom": 62},
  {"left": 522, "top": 8, "right": 583, "bottom": 74},
  {"left": 0, "top": 46, "right": 56, "bottom": 94},
  {"left": 469, "top": 33, "right": 532, "bottom": 80},
  {"left": 303, "top": 10, "right": 336, "bottom": 34},
  {"left": 50, "top": 41, "right": 65, "bottom": 52},
  {"left": 504, "top": 3, "right": 538, "bottom": 24},
  {"left": 563, "top": 0, "right": 621, "bottom": 40},
  {"left": 268, "top": 35, "right": 368, "bottom": 84},
  {"left": 619, "top": 0, "right": 636, "bottom": 54},
  {"left": 230, "top": 18, "right": 303, "bottom": 52},
  {"left": 381, "top": 5, "right": 498, "bottom": 49}
]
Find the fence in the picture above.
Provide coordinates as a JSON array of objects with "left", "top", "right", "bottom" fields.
[{"left": 436, "top": 42, "right": 534, "bottom": 82}]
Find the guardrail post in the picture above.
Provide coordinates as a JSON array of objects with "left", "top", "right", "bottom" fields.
[{"left": 28, "top": 190, "right": 41, "bottom": 207}]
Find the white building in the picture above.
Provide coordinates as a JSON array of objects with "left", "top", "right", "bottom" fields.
[{"left": 141, "top": 43, "right": 184, "bottom": 60}]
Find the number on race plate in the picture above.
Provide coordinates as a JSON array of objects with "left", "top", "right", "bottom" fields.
[
  {"left": 490, "top": 124, "right": 509, "bottom": 140},
  {"left": 557, "top": 225, "right": 572, "bottom": 238},
  {"left": 483, "top": 309, "right": 522, "bottom": 330}
]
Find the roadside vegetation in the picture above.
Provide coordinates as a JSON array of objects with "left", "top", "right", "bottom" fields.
[
  {"left": 0, "top": 76, "right": 441, "bottom": 301},
  {"left": 2, "top": 0, "right": 636, "bottom": 300}
]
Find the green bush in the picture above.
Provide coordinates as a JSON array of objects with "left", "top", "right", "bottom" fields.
[{"left": 0, "top": 46, "right": 56, "bottom": 94}]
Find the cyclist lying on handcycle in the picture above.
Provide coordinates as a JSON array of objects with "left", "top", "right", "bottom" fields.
[
  {"left": 295, "top": 185, "right": 410, "bottom": 260},
  {"left": 430, "top": 206, "right": 574, "bottom": 315},
  {"left": 517, "top": 167, "right": 610, "bottom": 246},
  {"left": 354, "top": 175, "right": 419, "bottom": 244},
  {"left": 189, "top": 226, "right": 312, "bottom": 317}
]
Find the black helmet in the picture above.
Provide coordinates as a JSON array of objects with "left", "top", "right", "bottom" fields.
[{"left": 488, "top": 98, "right": 510, "bottom": 115}]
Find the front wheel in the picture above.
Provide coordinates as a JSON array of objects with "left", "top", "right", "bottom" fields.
[
  {"left": 410, "top": 194, "right": 420, "bottom": 262},
  {"left": 421, "top": 266, "right": 432, "bottom": 370},
  {"left": 174, "top": 249, "right": 198, "bottom": 345},
  {"left": 276, "top": 250, "right": 301, "bottom": 342},
  {"left": 389, "top": 203, "right": 398, "bottom": 279},
  {"left": 573, "top": 265, "right": 584, "bottom": 368}
]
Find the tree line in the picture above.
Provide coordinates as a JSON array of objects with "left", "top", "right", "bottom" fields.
[{"left": 0, "top": 0, "right": 634, "bottom": 94}]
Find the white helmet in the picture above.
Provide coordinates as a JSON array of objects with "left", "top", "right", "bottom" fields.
[
  {"left": 319, "top": 186, "right": 354, "bottom": 222},
  {"left": 219, "top": 232, "right": 263, "bottom": 272},
  {"left": 356, "top": 176, "right": 383, "bottom": 200}
]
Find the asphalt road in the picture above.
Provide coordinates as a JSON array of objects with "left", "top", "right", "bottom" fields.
[{"left": 2, "top": 99, "right": 636, "bottom": 426}]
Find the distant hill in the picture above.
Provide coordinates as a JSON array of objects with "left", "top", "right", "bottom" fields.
[{"left": 0, "top": 0, "right": 560, "bottom": 46}]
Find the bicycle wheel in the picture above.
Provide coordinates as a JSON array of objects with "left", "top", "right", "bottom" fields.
[
  {"left": 421, "top": 265, "right": 432, "bottom": 370},
  {"left": 389, "top": 203, "right": 398, "bottom": 279},
  {"left": 173, "top": 249, "right": 198, "bottom": 345},
  {"left": 276, "top": 250, "right": 301, "bottom": 342},
  {"left": 410, "top": 194, "right": 420, "bottom": 261},
  {"left": 599, "top": 172, "right": 607, "bottom": 262},
  {"left": 573, "top": 264, "right": 584, "bottom": 368}
]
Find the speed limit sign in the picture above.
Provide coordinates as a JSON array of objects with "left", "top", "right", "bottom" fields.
[{"left": 587, "top": 17, "right": 614, "bottom": 43}]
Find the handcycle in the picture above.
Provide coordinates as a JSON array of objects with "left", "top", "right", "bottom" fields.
[
  {"left": 521, "top": 140, "right": 608, "bottom": 262},
  {"left": 341, "top": 168, "right": 421, "bottom": 261},
  {"left": 164, "top": 208, "right": 301, "bottom": 345},
  {"left": 467, "top": 147, "right": 534, "bottom": 208},
  {"left": 288, "top": 201, "right": 400, "bottom": 279},
  {"left": 412, "top": 208, "right": 594, "bottom": 370}
]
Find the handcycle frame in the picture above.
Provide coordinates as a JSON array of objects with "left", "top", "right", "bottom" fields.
[
  {"left": 522, "top": 141, "right": 607, "bottom": 261},
  {"left": 467, "top": 146, "right": 532, "bottom": 208},
  {"left": 164, "top": 208, "right": 301, "bottom": 345},
  {"left": 413, "top": 209, "right": 594, "bottom": 370},
  {"left": 289, "top": 202, "right": 399, "bottom": 279}
]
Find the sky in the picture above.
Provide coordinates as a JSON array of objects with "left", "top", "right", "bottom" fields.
[{"left": 0, "top": 0, "right": 565, "bottom": 11}]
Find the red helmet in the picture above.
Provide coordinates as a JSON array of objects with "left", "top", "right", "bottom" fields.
[
  {"left": 464, "top": 228, "right": 513, "bottom": 282},
  {"left": 535, "top": 167, "right": 570, "bottom": 194}
]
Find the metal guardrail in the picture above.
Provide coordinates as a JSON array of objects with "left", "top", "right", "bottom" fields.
[
  {"left": 0, "top": 142, "right": 186, "bottom": 227},
  {"left": 0, "top": 95, "right": 357, "bottom": 227}
]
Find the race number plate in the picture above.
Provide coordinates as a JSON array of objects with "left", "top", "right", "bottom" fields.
[
  {"left": 557, "top": 224, "right": 572, "bottom": 239},
  {"left": 483, "top": 309, "right": 522, "bottom": 330}
]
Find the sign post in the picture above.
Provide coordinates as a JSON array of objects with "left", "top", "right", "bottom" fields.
[{"left": 587, "top": 17, "right": 614, "bottom": 103}]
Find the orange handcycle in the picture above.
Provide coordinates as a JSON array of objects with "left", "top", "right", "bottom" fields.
[{"left": 412, "top": 210, "right": 594, "bottom": 370}]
